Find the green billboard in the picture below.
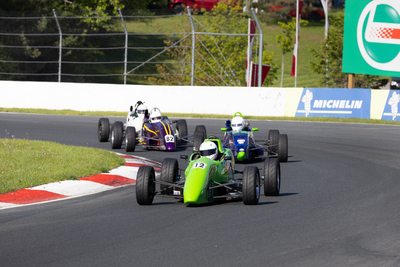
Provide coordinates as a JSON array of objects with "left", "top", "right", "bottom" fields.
[{"left": 343, "top": 0, "right": 400, "bottom": 77}]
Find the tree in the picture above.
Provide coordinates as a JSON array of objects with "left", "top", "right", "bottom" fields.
[
  {"left": 0, "top": 0, "right": 154, "bottom": 12},
  {"left": 276, "top": 17, "right": 308, "bottom": 87},
  {"left": 147, "top": 1, "right": 278, "bottom": 86},
  {"left": 309, "top": 10, "right": 389, "bottom": 88}
]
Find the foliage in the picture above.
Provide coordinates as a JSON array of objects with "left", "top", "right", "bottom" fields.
[
  {"left": 309, "top": 10, "right": 389, "bottom": 88},
  {"left": 146, "top": 1, "right": 278, "bottom": 86},
  {"left": 276, "top": 17, "right": 308, "bottom": 87}
]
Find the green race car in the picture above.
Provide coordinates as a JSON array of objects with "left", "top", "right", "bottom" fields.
[{"left": 135, "top": 137, "right": 281, "bottom": 206}]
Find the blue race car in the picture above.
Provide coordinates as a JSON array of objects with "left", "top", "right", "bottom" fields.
[{"left": 221, "top": 112, "right": 288, "bottom": 162}]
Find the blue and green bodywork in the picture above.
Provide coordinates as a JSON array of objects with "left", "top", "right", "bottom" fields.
[{"left": 221, "top": 112, "right": 264, "bottom": 162}]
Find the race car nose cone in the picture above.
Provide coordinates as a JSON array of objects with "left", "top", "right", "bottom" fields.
[{"left": 237, "top": 151, "right": 246, "bottom": 161}]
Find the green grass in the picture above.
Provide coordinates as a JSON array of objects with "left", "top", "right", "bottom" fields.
[{"left": 0, "top": 138, "right": 126, "bottom": 195}]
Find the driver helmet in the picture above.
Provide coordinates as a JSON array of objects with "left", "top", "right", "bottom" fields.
[
  {"left": 137, "top": 104, "right": 148, "bottom": 118},
  {"left": 231, "top": 116, "right": 245, "bottom": 132},
  {"left": 199, "top": 141, "right": 218, "bottom": 160},
  {"left": 150, "top": 108, "right": 162, "bottom": 122}
]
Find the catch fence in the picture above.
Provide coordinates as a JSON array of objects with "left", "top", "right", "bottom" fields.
[{"left": 0, "top": 8, "right": 264, "bottom": 86}]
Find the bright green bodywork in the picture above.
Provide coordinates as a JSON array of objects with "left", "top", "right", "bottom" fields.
[{"left": 183, "top": 139, "right": 235, "bottom": 204}]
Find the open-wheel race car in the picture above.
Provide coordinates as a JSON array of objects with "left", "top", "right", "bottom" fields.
[
  {"left": 97, "top": 101, "right": 195, "bottom": 152},
  {"left": 221, "top": 112, "right": 288, "bottom": 162},
  {"left": 135, "top": 137, "right": 281, "bottom": 206}
]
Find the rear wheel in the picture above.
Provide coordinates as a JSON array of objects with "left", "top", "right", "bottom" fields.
[
  {"left": 98, "top": 118, "right": 110, "bottom": 142},
  {"left": 176, "top": 119, "right": 188, "bottom": 144},
  {"left": 264, "top": 158, "right": 280, "bottom": 196},
  {"left": 136, "top": 166, "right": 156, "bottom": 205},
  {"left": 268, "top": 129, "right": 280, "bottom": 154},
  {"left": 125, "top": 127, "right": 136, "bottom": 152},
  {"left": 160, "top": 158, "right": 179, "bottom": 195},
  {"left": 110, "top": 121, "right": 123, "bottom": 149},
  {"left": 278, "top": 134, "right": 288, "bottom": 162},
  {"left": 242, "top": 166, "right": 260, "bottom": 205}
]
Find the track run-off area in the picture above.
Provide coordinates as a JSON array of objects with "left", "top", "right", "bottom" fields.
[{"left": 1, "top": 112, "right": 400, "bottom": 266}]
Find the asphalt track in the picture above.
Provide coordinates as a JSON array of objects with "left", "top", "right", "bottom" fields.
[{"left": 1, "top": 113, "right": 400, "bottom": 266}]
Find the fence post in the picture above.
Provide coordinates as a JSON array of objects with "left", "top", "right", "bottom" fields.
[
  {"left": 53, "top": 9, "right": 62, "bottom": 83},
  {"left": 119, "top": 9, "right": 128, "bottom": 85},
  {"left": 187, "top": 7, "right": 195, "bottom": 86},
  {"left": 251, "top": 9, "right": 263, "bottom": 87}
]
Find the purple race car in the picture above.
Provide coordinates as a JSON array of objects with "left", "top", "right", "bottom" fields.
[{"left": 99, "top": 102, "right": 203, "bottom": 152}]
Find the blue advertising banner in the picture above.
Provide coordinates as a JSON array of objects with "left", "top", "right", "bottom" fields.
[
  {"left": 381, "top": 90, "right": 400, "bottom": 121},
  {"left": 295, "top": 88, "right": 371, "bottom": 119}
]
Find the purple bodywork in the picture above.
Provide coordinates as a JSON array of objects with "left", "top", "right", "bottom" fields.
[{"left": 140, "top": 119, "right": 176, "bottom": 150}]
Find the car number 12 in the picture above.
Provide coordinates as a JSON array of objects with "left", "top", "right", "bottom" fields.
[{"left": 193, "top": 162, "right": 207, "bottom": 169}]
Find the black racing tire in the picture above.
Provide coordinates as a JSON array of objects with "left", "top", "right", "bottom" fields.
[
  {"left": 242, "top": 166, "right": 261, "bottom": 205},
  {"left": 278, "top": 134, "right": 288, "bottom": 162},
  {"left": 98, "top": 118, "right": 110, "bottom": 142},
  {"left": 125, "top": 127, "right": 136, "bottom": 152},
  {"left": 268, "top": 129, "right": 280, "bottom": 154},
  {"left": 136, "top": 166, "right": 156, "bottom": 205},
  {"left": 160, "top": 158, "right": 179, "bottom": 195},
  {"left": 193, "top": 131, "right": 205, "bottom": 152},
  {"left": 176, "top": 119, "right": 188, "bottom": 144},
  {"left": 264, "top": 158, "right": 280, "bottom": 196},
  {"left": 195, "top": 125, "right": 207, "bottom": 140},
  {"left": 110, "top": 121, "right": 123, "bottom": 149},
  {"left": 173, "top": 4, "right": 184, "bottom": 14}
]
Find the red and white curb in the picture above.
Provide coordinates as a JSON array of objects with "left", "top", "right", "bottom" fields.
[{"left": 0, "top": 154, "right": 161, "bottom": 210}]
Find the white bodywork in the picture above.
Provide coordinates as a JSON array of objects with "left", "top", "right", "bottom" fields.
[{"left": 125, "top": 112, "right": 144, "bottom": 133}]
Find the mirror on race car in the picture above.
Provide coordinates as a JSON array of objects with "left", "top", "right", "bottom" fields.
[{"left": 180, "top": 155, "right": 188, "bottom": 160}]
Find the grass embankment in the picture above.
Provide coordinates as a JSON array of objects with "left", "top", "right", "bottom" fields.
[{"left": 0, "top": 138, "right": 125, "bottom": 195}]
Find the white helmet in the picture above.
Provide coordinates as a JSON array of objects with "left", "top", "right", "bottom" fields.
[
  {"left": 137, "top": 104, "right": 148, "bottom": 118},
  {"left": 231, "top": 116, "right": 245, "bottom": 132},
  {"left": 199, "top": 141, "right": 218, "bottom": 160},
  {"left": 150, "top": 108, "right": 162, "bottom": 122}
]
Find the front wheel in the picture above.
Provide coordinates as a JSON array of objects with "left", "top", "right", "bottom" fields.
[
  {"left": 193, "top": 131, "right": 205, "bottom": 152},
  {"left": 264, "top": 158, "right": 280, "bottom": 196},
  {"left": 195, "top": 125, "right": 207, "bottom": 140},
  {"left": 98, "top": 118, "right": 110, "bottom": 142},
  {"left": 176, "top": 119, "right": 188, "bottom": 144},
  {"left": 242, "top": 166, "right": 260, "bottom": 205},
  {"left": 136, "top": 166, "right": 156, "bottom": 205},
  {"left": 125, "top": 127, "right": 136, "bottom": 152},
  {"left": 160, "top": 158, "right": 179, "bottom": 195}
]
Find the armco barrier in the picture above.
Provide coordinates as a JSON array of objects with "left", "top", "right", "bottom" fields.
[{"left": 1, "top": 81, "right": 399, "bottom": 121}]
